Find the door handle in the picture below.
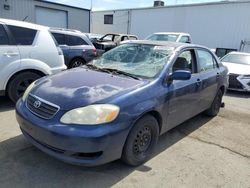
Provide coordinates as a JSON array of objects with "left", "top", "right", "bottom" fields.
[
  {"left": 216, "top": 73, "right": 220, "bottom": 79},
  {"left": 3, "top": 52, "right": 19, "bottom": 57},
  {"left": 196, "top": 78, "right": 201, "bottom": 86}
]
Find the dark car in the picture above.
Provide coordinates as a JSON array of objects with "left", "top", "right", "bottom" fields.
[
  {"left": 93, "top": 33, "right": 138, "bottom": 52},
  {"left": 16, "top": 41, "right": 228, "bottom": 166},
  {"left": 50, "top": 29, "right": 97, "bottom": 68}
]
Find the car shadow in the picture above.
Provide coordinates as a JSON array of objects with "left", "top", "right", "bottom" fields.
[
  {"left": 0, "top": 114, "right": 212, "bottom": 188},
  {"left": 225, "top": 90, "right": 250, "bottom": 98},
  {"left": 0, "top": 96, "right": 15, "bottom": 112}
]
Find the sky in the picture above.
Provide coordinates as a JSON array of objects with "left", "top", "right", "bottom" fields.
[{"left": 47, "top": 0, "right": 221, "bottom": 10}]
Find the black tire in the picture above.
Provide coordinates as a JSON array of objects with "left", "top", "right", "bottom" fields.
[
  {"left": 69, "top": 58, "right": 86, "bottom": 68},
  {"left": 121, "top": 115, "right": 159, "bottom": 166},
  {"left": 7, "top": 72, "right": 41, "bottom": 103},
  {"left": 204, "top": 89, "right": 223, "bottom": 117}
]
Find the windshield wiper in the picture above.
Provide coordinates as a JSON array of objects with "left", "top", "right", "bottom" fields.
[
  {"left": 101, "top": 68, "right": 141, "bottom": 80},
  {"left": 83, "top": 64, "right": 112, "bottom": 73}
]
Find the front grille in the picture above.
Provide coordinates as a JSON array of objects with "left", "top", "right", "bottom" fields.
[
  {"left": 228, "top": 74, "right": 244, "bottom": 89},
  {"left": 26, "top": 94, "right": 59, "bottom": 119}
]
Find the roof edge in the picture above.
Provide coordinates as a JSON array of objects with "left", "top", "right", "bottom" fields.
[
  {"left": 35, "top": 0, "right": 90, "bottom": 11},
  {"left": 92, "top": 0, "right": 250, "bottom": 12}
]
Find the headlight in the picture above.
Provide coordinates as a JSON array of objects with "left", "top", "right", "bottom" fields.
[
  {"left": 22, "top": 82, "right": 35, "bottom": 101},
  {"left": 60, "top": 104, "right": 120, "bottom": 125}
]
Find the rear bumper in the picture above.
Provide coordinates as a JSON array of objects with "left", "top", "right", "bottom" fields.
[{"left": 16, "top": 100, "right": 131, "bottom": 166}]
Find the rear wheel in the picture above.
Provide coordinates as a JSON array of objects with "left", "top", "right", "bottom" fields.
[
  {"left": 121, "top": 115, "right": 159, "bottom": 166},
  {"left": 204, "top": 89, "right": 223, "bottom": 116},
  {"left": 69, "top": 58, "right": 86, "bottom": 68},
  {"left": 7, "top": 72, "right": 41, "bottom": 103}
]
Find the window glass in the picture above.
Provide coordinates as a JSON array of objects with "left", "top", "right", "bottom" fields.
[
  {"left": 146, "top": 34, "right": 179, "bottom": 42},
  {"left": 104, "top": 15, "right": 113, "bottom": 24},
  {"left": 197, "top": 50, "right": 216, "bottom": 72},
  {"left": 129, "top": 36, "right": 138, "bottom": 40},
  {"left": 92, "top": 44, "right": 173, "bottom": 78},
  {"left": 0, "top": 25, "right": 9, "bottom": 45},
  {"left": 8, "top": 25, "right": 37, "bottom": 45},
  {"left": 179, "top": 36, "right": 190, "bottom": 43},
  {"left": 121, "top": 36, "right": 129, "bottom": 41},
  {"left": 172, "top": 51, "right": 194, "bottom": 73},
  {"left": 221, "top": 53, "right": 250, "bottom": 65},
  {"left": 52, "top": 33, "right": 65, "bottom": 45},
  {"left": 65, "top": 35, "right": 88, "bottom": 46}
]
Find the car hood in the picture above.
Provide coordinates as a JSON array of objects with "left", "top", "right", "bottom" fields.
[
  {"left": 222, "top": 62, "right": 250, "bottom": 75},
  {"left": 31, "top": 68, "right": 147, "bottom": 110}
]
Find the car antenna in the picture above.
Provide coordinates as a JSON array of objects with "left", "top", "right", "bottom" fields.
[{"left": 22, "top": 16, "right": 28, "bottom": 21}]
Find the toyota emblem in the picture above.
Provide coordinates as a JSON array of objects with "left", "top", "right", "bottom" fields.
[{"left": 33, "top": 100, "right": 41, "bottom": 108}]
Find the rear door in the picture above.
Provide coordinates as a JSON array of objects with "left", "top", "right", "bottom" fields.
[
  {"left": 166, "top": 49, "right": 202, "bottom": 129},
  {"left": 0, "top": 24, "right": 20, "bottom": 90},
  {"left": 196, "top": 49, "right": 220, "bottom": 111}
]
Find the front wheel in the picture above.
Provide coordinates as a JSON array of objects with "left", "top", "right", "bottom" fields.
[
  {"left": 7, "top": 72, "right": 41, "bottom": 103},
  {"left": 121, "top": 115, "right": 159, "bottom": 166},
  {"left": 204, "top": 89, "right": 223, "bottom": 117}
]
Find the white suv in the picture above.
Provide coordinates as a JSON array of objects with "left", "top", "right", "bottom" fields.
[{"left": 0, "top": 18, "right": 66, "bottom": 102}]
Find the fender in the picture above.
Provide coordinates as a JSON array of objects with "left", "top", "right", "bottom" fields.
[{"left": 1, "top": 59, "right": 52, "bottom": 91}]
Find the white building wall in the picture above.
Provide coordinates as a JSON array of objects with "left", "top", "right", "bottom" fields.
[
  {"left": 92, "top": 1, "right": 250, "bottom": 50},
  {"left": 91, "top": 10, "right": 129, "bottom": 34}
]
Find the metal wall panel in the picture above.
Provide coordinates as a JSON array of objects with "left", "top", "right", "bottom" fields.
[
  {"left": 92, "top": 1, "right": 250, "bottom": 50},
  {"left": 0, "top": 0, "right": 90, "bottom": 32}
]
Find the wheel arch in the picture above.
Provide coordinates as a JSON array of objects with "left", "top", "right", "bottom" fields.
[
  {"left": 6, "top": 69, "right": 46, "bottom": 94},
  {"left": 133, "top": 110, "right": 163, "bottom": 134}
]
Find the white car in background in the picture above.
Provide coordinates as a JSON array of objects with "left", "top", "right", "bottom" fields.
[
  {"left": 221, "top": 52, "right": 250, "bottom": 92},
  {"left": 145, "top": 32, "right": 192, "bottom": 43},
  {"left": 0, "top": 18, "right": 66, "bottom": 102}
]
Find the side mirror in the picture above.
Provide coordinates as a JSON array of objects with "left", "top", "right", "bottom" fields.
[{"left": 172, "top": 70, "right": 192, "bottom": 80}]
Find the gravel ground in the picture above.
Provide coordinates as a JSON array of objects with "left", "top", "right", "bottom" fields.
[{"left": 0, "top": 91, "right": 249, "bottom": 188}]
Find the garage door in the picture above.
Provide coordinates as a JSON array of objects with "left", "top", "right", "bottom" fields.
[{"left": 36, "top": 6, "right": 68, "bottom": 28}]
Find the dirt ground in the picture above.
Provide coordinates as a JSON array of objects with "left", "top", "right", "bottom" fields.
[{"left": 0, "top": 91, "right": 249, "bottom": 188}]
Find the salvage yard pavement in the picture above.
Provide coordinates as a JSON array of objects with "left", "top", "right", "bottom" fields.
[{"left": 0, "top": 91, "right": 249, "bottom": 188}]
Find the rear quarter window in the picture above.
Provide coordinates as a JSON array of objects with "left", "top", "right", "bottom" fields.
[{"left": 8, "top": 25, "right": 37, "bottom": 45}]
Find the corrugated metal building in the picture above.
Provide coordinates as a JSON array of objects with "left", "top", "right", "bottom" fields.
[
  {"left": 91, "top": 0, "right": 250, "bottom": 51},
  {"left": 0, "top": 0, "right": 90, "bottom": 32}
]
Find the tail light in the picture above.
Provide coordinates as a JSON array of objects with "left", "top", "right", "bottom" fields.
[
  {"left": 93, "top": 48, "right": 97, "bottom": 56},
  {"left": 57, "top": 47, "right": 63, "bottom": 55}
]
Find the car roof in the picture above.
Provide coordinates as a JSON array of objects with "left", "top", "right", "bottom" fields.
[
  {"left": 153, "top": 32, "right": 191, "bottom": 36},
  {"left": 125, "top": 40, "right": 204, "bottom": 50},
  {"left": 227, "top": 51, "right": 250, "bottom": 56},
  {"left": 0, "top": 18, "right": 48, "bottom": 30}
]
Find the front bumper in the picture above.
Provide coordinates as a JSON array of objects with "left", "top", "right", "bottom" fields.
[
  {"left": 228, "top": 74, "right": 250, "bottom": 92},
  {"left": 16, "top": 100, "right": 131, "bottom": 166}
]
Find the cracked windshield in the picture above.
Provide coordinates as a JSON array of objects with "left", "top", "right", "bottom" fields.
[{"left": 92, "top": 43, "right": 173, "bottom": 78}]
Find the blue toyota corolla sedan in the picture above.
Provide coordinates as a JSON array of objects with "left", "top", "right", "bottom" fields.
[{"left": 16, "top": 41, "right": 228, "bottom": 166}]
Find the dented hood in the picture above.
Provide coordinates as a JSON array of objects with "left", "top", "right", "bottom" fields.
[{"left": 31, "top": 68, "right": 146, "bottom": 110}]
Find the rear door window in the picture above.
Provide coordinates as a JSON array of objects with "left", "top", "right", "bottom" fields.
[
  {"left": 197, "top": 50, "right": 217, "bottom": 72},
  {"left": 0, "top": 24, "right": 9, "bottom": 45},
  {"left": 8, "top": 25, "right": 37, "bottom": 45},
  {"left": 52, "top": 33, "right": 65, "bottom": 45},
  {"left": 65, "top": 35, "right": 88, "bottom": 46}
]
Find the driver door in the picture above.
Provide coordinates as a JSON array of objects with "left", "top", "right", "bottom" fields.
[{"left": 165, "top": 49, "right": 202, "bottom": 130}]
